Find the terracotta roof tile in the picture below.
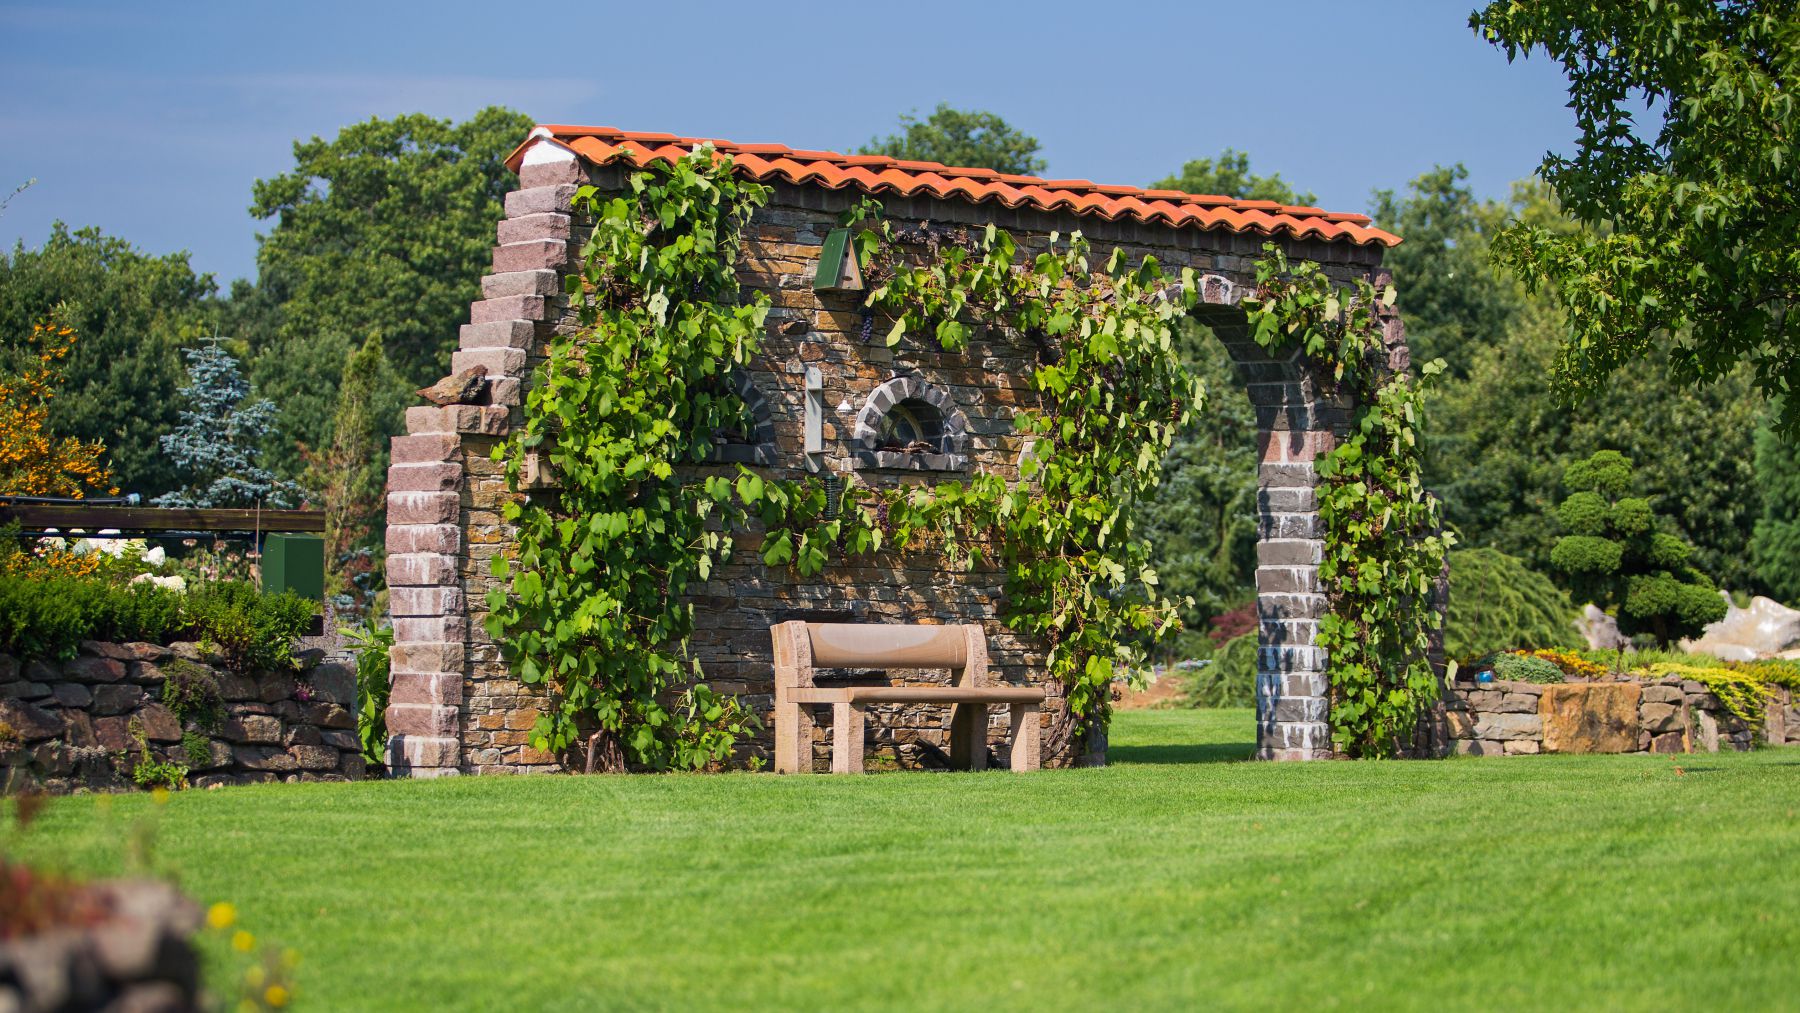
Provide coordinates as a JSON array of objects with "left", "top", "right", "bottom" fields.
[{"left": 509, "top": 125, "right": 1400, "bottom": 248}]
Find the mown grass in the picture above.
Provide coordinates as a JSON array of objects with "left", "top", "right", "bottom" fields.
[{"left": 6, "top": 709, "right": 1798, "bottom": 1011}]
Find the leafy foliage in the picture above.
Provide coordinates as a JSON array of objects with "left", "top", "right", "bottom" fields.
[
  {"left": 1752, "top": 402, "right": 1800, "bottom": 602},
  {"left": 160, "top": 658, "right": 223, "bottom": 729},
  {"left": 302, "top": 335, "right": 394, "bottom": 610},
  {"left": 154, "top": 342, "right": 300, "bottom": 508},
  {"left": 1445, "top": 547, "right": 1581, "bottom": 661},
  {"left": 0, "top": 224, "right": 211, "bottom": 495},
  {"left": 1242, "top": 246, "right": 1453, "bottom": 758},
  {"left": 341, "top": 618, "right": 393, "bottom": 766},
  {"left": 859, "top": 104, "right": 1046, "bottom": 176},
  {"left": 0, "top": 320, "right": 115, "bottom": 497},
  {"left": 1472, "top": 1, "right": 1800, "bottom": 434},
  {"left": 1486, "top": 651, "right": 1566, "bottom": 684},
  {"left": 1150, "top": 149, "right": 1314, "bottom": 205},
  {"left": 1548, "top": 450, "right": 1726, "bottom": 646},
  {"left": 180, "top": 581, "right": 316, "bottom": 673}
]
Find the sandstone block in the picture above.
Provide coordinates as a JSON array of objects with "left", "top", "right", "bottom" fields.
[
  {"left": 233, "top": 745, "right": 297, "bottom": 772},
  {"left": 469, "top": 294, "right": 548, "bottom": 323},
  {"left": 1648, "top": 731, "right": 1688, "bottom": 754},
  {"left": 387, "top": 491, "right": 461, "bottom": 526},
  {"left": 386, "top": 524, "right": 461, "bottom": 555},
  {"left": 1503, "top": 739, "right": 1541, "bottom": 755},
  {"left": 51, "top": 683, "right": 92, "bottom": 708},
  {"left": 492, "top": 239, "right": 569, "bottom": 273},
  {"left": 391, "top": 642, "right": 465, "bottom": 675},
  {"left": 1639, "top": 701, "right": 1686, "bottom": 732},
  {"left": 1540, "top": 682, "right": 1642, "bottom": 753},
  {"left": 386, "top": 703, "right": 460, "bottom": 737},
  {"left": 290, "top": 745, "right": 339, "bottom": 771},
  {"left": 308, "top": 662, "right": 356, "bottom": 707},
  {"left": 1641, "top": 684, "right": 1684, "bottom": 704},
  {"left": 1474, "top": 712, "right": 1541, "bottom": 741},
  {"left": 504, "top": 184, "right": 577, "bottom": 218},
  {"left": 481, "top": 268, "right": 561, "bottom": 299},
  {"left": 460, "top": 320, "right": 535, "bottom": 349},
  {"left": 387, "top": 462, "right": 463, "bottom": 493},
  {"left": 305, "top": 703, "right": 355, "bottom": 730},
  {"left": 135, "top": 703, "right": 181, "bottom": 742},
  {"left": 388, "top": 553, "right": 459, "bottom": 587},
  {"left": 1454, "top": 738, "right": 1504, "bottom": 756},
  {"left": 391, "top": 434, "right": 461, "bottom": 464}
]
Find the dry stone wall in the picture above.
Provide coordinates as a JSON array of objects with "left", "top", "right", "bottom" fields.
[
  {"left": 385, "top": 141, "right": 1402, "bottom": 774},
  {"left": 1422, "top": 677, "right": 1800, "bottom": 756},
  {"left": 0, "top": 641, "right": 362, "bottom": 794}
]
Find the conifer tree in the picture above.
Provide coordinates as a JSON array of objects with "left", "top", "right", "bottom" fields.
[{"left": 154, "top": 341, "right": 300, "bottom": 509}]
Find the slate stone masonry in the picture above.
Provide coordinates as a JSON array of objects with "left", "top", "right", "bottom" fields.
[
  {"left": 0, "top": 641, "right": 363, "bottom": 794},
  {"left": 384, "top": 135, "right": 1413, "bottom": 774}
]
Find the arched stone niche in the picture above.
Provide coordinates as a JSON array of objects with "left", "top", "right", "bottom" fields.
[
  {"left": 850, "top": 374, "right": 969, "bottom": 472},
  {"left": 706, "top": 369, "right": 778, "bottom": 466}
]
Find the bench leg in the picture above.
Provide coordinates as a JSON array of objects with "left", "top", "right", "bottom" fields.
[
  {"left": 775, "top": 698, "right": 815, "bottom": 774},
  {"left": 831, "top": 702, "right": 865, "bottom": 774},
  {"left": 1010, "top": 703, "right": 1040, "bottom": 772},
  {"left": 950, "top": 703, "right": 987, "bottom": 771}
]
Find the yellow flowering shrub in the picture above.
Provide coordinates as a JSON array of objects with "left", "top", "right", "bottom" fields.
[
  {"left": 0, "top": 321, "right": 117, "bottom": 498},
  {"left": 1526, "top": 648, "right": 1609, "bottom": 680}
]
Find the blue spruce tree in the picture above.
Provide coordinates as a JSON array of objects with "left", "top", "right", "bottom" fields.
[{"left": 154, "top": 340, "right": 302, "bottom": 508}]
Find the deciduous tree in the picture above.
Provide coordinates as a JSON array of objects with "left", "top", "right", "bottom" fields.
[
  {"left": 1472, "top": 1, "right": 1800, "bottom": 434},
  {"left": 859, "top": 105, "right": 1046, "bottom": 175}
]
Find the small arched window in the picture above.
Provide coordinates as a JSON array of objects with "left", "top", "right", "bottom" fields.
[
  {"left": 705, "top": 369, "right": 777, "bottom": 465},
  {"left": 852, "top": 375, "right": 968, "bottom": 471}
]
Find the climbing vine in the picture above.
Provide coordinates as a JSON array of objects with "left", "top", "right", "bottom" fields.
[
  {"left": 485, "top": 150, "right": 770, "bottom": 769},
  {"left": 489, "top": 145, "right": 1446, "bottom": 768},
  {"left": 1241, "top": 246, "right": 1452, "bottom": 758}
]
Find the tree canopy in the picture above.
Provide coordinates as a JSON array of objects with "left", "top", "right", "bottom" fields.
[
  {"left": 0, "top": 225, "right": 213, "bottom": 495},
  {"left": 1149, "top": 149, "right": 1314, "bottom": 206},
  {"left": 1473, "top": 1, "right": 1800, "bottom": 434},
  {"left": 858, "top": 104, "right": 1046, "bottom": 176},
  {"left": 246, "top": 106, "right": 532, "bottom": 473}
]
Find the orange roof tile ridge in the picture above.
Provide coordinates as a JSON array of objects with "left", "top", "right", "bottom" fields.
[{"left": 504, "top": 125, "right": 1399, "bottom": 247}]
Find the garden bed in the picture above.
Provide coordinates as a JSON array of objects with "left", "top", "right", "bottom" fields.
[{"left": 0, "top": 640, "right": 362, "bottom": 794}]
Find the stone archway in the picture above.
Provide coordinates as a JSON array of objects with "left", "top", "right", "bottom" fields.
[{"left": 383, "top": 125, "right": 1410, "bottom": 774}]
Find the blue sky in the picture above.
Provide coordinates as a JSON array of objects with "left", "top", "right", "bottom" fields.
[{"left": 1, "top": 0, "right": 1573, "bottom": 285}]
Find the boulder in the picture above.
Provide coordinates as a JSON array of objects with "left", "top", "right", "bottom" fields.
[
  {"left": 91, "top": 684, "right": 147, "bottom": 716},
  {"left": 1639, "top": 701, "right": 1686, "bottom": 733},
  {"left": 1681, "top": 593, "right": 1800, "bottom": 661},
  {"left": 135, "top": 704, "right": 182, "bottom": 743},
  {"left": 63, "top": 657, "right": 126, "bottom": 683},
  {"left": 1540, "top": 682, "right": 1642, "bottom": 753},
  {"left": 1578, "top": 604, "right": 1630, "bottom": 651}
]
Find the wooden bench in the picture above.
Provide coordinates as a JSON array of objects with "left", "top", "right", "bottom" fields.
[{"left": 771, "top": 621, "right": 1045, "bottom": 774}]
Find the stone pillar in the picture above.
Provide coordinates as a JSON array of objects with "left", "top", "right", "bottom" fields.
[
  {"left": 1209, "top": 319, "right": 1342, "bottom": 761},
  {"left": 382, "top": 129, "right": 580, "bottom": 776}
]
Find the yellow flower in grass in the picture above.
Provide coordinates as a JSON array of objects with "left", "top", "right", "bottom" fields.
[
  {"left": 151, "top": 786, "right": 170, "bottom": 805},
  {"left": 264, "top": 984, "right": 291, "bottom": 1008},
  {"left": 207, "top": 902, "right": 237, "bottom": 930},
  {"left": 232, "top": 929, "right": 256, "bottom": 952}
]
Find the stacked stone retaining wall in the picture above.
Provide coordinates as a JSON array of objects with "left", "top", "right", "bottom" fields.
[
  {"left": 0, "top": 641, "right": 363, "bottom": 794},
  {"left": 1421, "top": 677, "right": 1800, "bottom": 756}
]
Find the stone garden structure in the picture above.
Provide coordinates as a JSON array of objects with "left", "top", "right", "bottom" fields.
[{"left": 383, "top": 124, "right": 1408, "bottom": 775}]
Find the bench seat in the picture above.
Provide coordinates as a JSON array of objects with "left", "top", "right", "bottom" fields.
[
  {"left": 788, "top": 686, "right": 1047, "bottom": 705},
  {"left": 772, "top": 621, "right": 1045, "bottom": 774}
]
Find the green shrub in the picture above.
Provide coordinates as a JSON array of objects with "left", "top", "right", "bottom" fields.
[
  {"left": 1488, "top": 651, "right": 1566, "bottom": 684},
  {"left": 0, "top": 576, "right": 184, "bottom": 660},
  {"left": 1446, "top": 548, "right": 1581, "bottom": 660},
  {"left": 183, "top": 581, "right": 316, "bottom": 672},
  {"left": 0, "top": 574, "right": 313, "bottom": 670},
  {"left": 1183, "top": 632, "right": 1257, "bottom": 708},
  {"left": 342, "top": 618, "right": 393, "bottom": 766}
]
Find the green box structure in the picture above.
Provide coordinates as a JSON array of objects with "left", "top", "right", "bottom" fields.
[{"left": 263, "top": 533, "right": 325, "bottom": 601}]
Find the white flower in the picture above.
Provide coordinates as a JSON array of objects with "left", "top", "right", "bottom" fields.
[{"left": 143, "top": 546, "right": 167, "bottom": 566}]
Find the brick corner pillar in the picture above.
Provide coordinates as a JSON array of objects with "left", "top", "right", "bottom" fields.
[
  {"left": 382, "top": 126, "right": 578, "bottom": 777},
  {"left": 1247, "top": 358, "right": 1340, "bottom": 762}
]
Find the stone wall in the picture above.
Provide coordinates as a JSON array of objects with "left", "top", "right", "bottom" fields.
[
  {"left": 1423, "top": 677, "right": 1800, "bottom": 756},
  {"left": 0, "top": 642, "right": 363, "bottom": 794},
  {"left": 0, "top": 879, "right": 202, "bottom": 1011},
  {"left": 385, "top": 138, "right": 1405, "bottom": 775}
]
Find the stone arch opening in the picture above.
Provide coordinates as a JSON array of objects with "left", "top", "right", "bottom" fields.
[
  {"left": 706, "top": 368, "right": 777, "bottom": 466},
  {"left": 851, "top": 374, "right": 969, "bottom": 472}
]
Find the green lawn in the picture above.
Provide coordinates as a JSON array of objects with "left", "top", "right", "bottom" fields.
[{"left": 7, "top": 709, "right": 1799, "bottom": 1011}]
